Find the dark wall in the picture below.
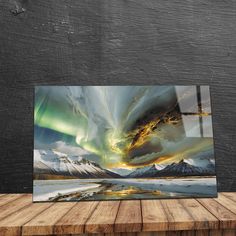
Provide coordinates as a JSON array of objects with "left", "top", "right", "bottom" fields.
[{"left": 0, "top": 0, "right": 235, "bottom": 193}]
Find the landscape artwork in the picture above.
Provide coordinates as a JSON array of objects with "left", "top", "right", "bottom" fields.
[{"left": 33, "top": 86, "right": 217, "bottom": 202}]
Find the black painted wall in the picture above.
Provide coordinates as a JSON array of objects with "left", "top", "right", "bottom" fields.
[{"left": 0, "top": 0, "right": 235, "bottom": 193}]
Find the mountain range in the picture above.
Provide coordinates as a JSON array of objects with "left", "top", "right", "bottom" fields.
[
  {"left": 34, "top": 149, "right": 121, "bottom": 178},
  {"left": 34, "top": 149, "right": 215, "bottom": 179},
  {"left": 126, "top": 159, "right": 215, "bottom": 178},
  {"left": 126, "top": 164, "right": 165, "bottom": 178}
]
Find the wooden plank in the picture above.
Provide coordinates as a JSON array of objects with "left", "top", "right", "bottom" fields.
[
  {"left": 215, "top": 194, "right": 236, "bottom": 214},
  {"left": 141, "top": 200, "right": 168, "bottom": 232},
  {"left": 0, "top": 194, "right": 23, "bottom": 207},
  {"left": 22, "top": 202, "right": 76, "bottom": 235},
  {"left": 105, "top": 233, "right": 131, "bottom": 236},
  {"left": 85, "top": 201, "right": 120, "bottom": 234},
  {"left": 0, "top": 194, "right": 31, "bottom": 221},
  {"left": 197, "top": 198, "right": 236, "bottom": 229},
  {"left": 0, "top": 194, "right": 234, "bottom": 236},
  {"left": 54, "top": 201, "right": 99, "bottom": 235},
  {"left": 195, "top": 230, "right": 209, "bottom": 236},
  {"left": 178, "top": 199, "right": 219, "bottom": 229},
  {"left": 85, "top": 234, "right": 105, "bottom": 236},
  {"left": 223, "top": 229, "right": 236, "bottom": 236},
  {"left": 107, "top": 233, "right": 166, "bottom": 236},
  {"left": 167, "top": 231, "right": 181, "bottom": 236},
  {"left": 138, "top": 232, "right": 167, "bottom": 236},
  {"left": 115, "top": 200, "right": 142, "bottom": 232},
  {"left": 209, "top": 229, "right": 222, "bottom": 236},
  {"left": 222, "top": 193, "right": 236, "bottom": 203},
  {"left": 86, "top": 234, "right": 105, "bottom": 236},
  {"left": 160, "top": 199, "right": 194, "bottom": 231},
  {"left": 181, "top": 231, "right": 195, "bottom": 236},
  {"left": 0, "top": 202, "right": 52, "bottom": 236}
]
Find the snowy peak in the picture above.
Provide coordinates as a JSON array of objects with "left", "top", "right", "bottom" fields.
[
  {"left": 164, "top": 159, "right": 198, "bottom": 173},
  {"left": 161, "top": 159, "right": 215, "bottom": 176},
  {"left": 154, "top": 163, "right": 165, "bottom": 170},
  {"left": 34, "top": 150, "right": 215, "bottom": 179},
  {"left": 126, "top": 163, "right": 165, "bottom": 178},
  {"left": 34, "top": 149, "right": 121, "bottom": 179},
  {"left": 126, "top": 159, "right": 215, "bottom": 178}
]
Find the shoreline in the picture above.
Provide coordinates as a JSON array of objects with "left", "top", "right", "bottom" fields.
[{"left": 33, "top": 177, "right": 217, "bottom": 202}]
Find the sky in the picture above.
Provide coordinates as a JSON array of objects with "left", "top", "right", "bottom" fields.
[{"left": 34, "top": 86, "right": 215, "bottom": 170}]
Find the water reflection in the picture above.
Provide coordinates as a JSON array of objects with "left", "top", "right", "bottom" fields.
[{"left": 34, "top": 177, "right": 217, "bottom": 202}]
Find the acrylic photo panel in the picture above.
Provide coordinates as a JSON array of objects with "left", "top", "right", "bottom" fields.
[{"left": 33, "top": 86, "right": 217, "bottom": 202}]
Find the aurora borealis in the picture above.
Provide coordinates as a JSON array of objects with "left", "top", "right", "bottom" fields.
[{"left": 34, "top": 86, "right": 215, "bottom": 171}]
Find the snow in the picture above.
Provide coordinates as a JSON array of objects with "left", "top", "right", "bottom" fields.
[
  {"left": 104, "top": 177, "right": 217, "bottom": 196},
  {"left": 154, "top": 164, "right": 165, "bottom": 170},
  {"left": 33, "top": 177, "right": 217, "bottom": 202},
  {"left": 33, "top": 179, "right": 100, "bottom": 201},
  {"left": 34, "top": 149, "right": 111, "bottom": 177}
]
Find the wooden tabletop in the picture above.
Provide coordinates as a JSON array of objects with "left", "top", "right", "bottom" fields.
[{"left": 0, "top": 193, "right": 235, "bottom": 236}]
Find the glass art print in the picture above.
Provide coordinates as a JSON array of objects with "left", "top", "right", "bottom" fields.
[{"left": 33, "top": 86, "right": 217, "bottom": 202}]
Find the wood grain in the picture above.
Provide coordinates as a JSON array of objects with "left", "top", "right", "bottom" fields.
[
  {"left": 160, "top": 199, "right": 194, "bottom": 231},
  {"left": 167, "top": 231, "right": 181, "bottom": 236},
  {"left": 85, "top": 201, "right": 120, "bottom": 233},
  {"left": 195, "top": 230, "right": 209, "bottom": 236},
  {"left": 215, "top": 194, "right": 236, "bottom": 214},
  {"left": 0, "top": 194, "right": 31, "bottom": 221},
  {"left": 141, "top": 200, "right": 168, "bottom": 232},
  {"left": 54, "top": 201, "right": 99, "bottom": 235},
  {"left": 0, "top": 194, "right": 235, "bottom": 235},
  {"left": 178, "top": 199, "right": 219, "bottom": 229},
  {"left": 222, "top": 192, "right": 236, "bottom": 202},
  {"left": 222, "top": 229, "right": 236, "bottom": 236},
  {"left": 22, "top": 202, "right": 76, "bottom": 235},
  {"left": 115, "top": 200, "right": 142, "bottom": 232},
  {"left": 209, "top": 230, "right": 222, "bottom": 236},
  {"left": 197, "top": 198, "right": 236, "bottom": 229},
  {"left": 181, "top": 231, "right": 195, "bottom": 236},
  {"left": 0, "top": 194, "right": 22, "bottom": 207},
  {"left": 0, "top": 202, "right": 52, "bottom": 236},
  {"left": 137, "top": 232, "right": 167, "bottom": 236}
]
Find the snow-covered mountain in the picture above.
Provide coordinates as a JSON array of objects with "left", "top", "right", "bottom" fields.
[
  {"left": 158, "top": 159, "right": 215, "bottom": 177},
  {"left": 126, "top": 159, "right": 215, "bottom": 178},
  {"left": 34, "top": 149, "right": 121, "bottom": 178},
  {"left": 34, "top": 149, "right": 215, "bottom": 179},
  {"left": 126, "top": 164, "right": 165, "bottom": 178}
]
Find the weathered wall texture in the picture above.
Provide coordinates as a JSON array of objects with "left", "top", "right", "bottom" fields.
[{"left": 0, "top": 0, "right": 235, "bottom": 192}]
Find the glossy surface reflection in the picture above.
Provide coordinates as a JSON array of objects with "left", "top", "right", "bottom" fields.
[{"left": 33, "top": 86, "right": 217, "bottom": 201}]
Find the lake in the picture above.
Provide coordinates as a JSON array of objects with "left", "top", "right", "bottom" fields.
[{"left": 33, "top": 177, "right": 217, "bottom": 202}]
